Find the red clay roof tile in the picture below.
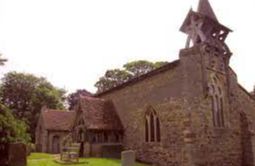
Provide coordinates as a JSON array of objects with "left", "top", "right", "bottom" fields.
[
  {"left": 42, "top": 109, "right": 75, "bottom": 131},
  {"left": 78, "top": 96, "right": 123, "bottom": 130}
]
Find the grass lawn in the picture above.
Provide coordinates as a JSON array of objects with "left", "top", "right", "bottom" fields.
[{"left": 27, "top": 153, "right": 149, "bottom": 166}]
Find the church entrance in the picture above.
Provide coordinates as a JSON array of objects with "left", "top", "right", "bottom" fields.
[{"left": 52, "top": 135, "right": 60, "bottom": 154}]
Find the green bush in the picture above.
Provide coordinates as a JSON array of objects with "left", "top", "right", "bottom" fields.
[{"left": 0, "top": 103, "right": 31, "bottom": 144}]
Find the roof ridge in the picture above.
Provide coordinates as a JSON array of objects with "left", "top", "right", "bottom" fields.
[{"left": 95, "top": 60, "right": 180, "bottom": 96}]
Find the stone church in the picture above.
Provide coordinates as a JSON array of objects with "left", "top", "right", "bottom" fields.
[
  {"left": 35, "top": 107, "right": 75, "bottom": 153},
  {"left": 36, "top": 0, "right": 255, "bottom": 165}
]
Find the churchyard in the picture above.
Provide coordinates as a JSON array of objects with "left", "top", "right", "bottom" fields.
[
  {"left": 27, "top": 153, "right": 149, "bottom": 166},
  {"left": 2, "top": 0, "right": 255, "bottom": 165}
]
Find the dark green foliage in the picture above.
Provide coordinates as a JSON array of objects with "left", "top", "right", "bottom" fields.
[
  {"left": 95, "top": 69, "right": 132, "bottom": 93},
  {"left": 95, "top": 60, "right": 168, "bottom": 93},
  {"left": 67, "top": 89, "right": 92, "bottom": 110},
  {"left": 123, "top": 60, "right": 155, "bottom": 77},
  {"left": 0, "top": 104, "right": 30, "bottom": 144},
  {"left": 0, "top": 72, "right": 66, "bottom": 142},
  {"left": 154, "top": 61, "right": 169, "bottom": 68}
]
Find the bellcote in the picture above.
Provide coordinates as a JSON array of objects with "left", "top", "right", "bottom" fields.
[{"left": 180, "top": 0, "right": 232, "bottom": 57}]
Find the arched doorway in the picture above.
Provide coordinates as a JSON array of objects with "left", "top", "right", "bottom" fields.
[{"left": 52, "top": 135, "right": 60, "bottom": 154}]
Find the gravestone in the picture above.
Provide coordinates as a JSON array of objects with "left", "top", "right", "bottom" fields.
[
  {"left": 83, "top": 142, "right": 90, "bottom": 157},
  {"left": 8, "top": 143, "right": 27, "bottom": 166},
  {"left": 0, "top": 143, "right": 27, "bottom": 166},
  {"left": 121, "top": 150, "right": 135, "bottom": 166},
  {"left": 0, "top": 143, "right": 8, "bottom": 166}
]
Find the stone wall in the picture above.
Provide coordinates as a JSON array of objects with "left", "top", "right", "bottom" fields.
[
  {"left": 185, "top": 84, "right": 255, "bottom": 166},
  {"left": 87, "top": 143, "right": 123, "bottom": 158},
  {"left": 90, "top": 144, "right": 101, "bottom": 157},
  {"left": 35, "top": 116, "right": 48, "bottom": 152},
  {"left": 178, "top": 46, "right": 236, "bottom": 166},
  {"left": 47, "top": 130, "right": 69, "bottom": 153},
  {"left": 35, "top": 116, "right": 69, "bottom": 154},
  {"left": 179, "top": 45, "right": 255, "bottom": 166},
  {"left": 98, "top": 44, "right": 255, "bottom": 166},
  {"left": 132, "top": 100, "right": 186, "bottom": 166},
  {"left": 185, "top": 96, "right": 243, "bottom": 166},
  {"left": 231, "top": 83, "right": 255, "bottom": 166},
  {"left": 101, "top": 144, "right": 123, "bottom": 158},
  {"left": 97, "top": 62, "right": 183, "bottom": 126},
  {"left": 98, "top": 64, "right": 189, "bottom": 166},
  {"left": 0, "top": 143, "right": 27, "bottom": 166}
]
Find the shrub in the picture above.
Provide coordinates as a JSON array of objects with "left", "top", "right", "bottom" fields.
[{"left": 0, "top": 104, "right": 31, "bottom": 144}]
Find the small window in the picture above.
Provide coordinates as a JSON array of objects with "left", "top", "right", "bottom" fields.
[
  {"left": 220, "top": 98, "right": 224, "bottom": 126},
  {"left": 156, "top": 117, "right": 161, "bottom": 142},
  {"left": 211, "top": 96, "right": 216, "bottom": 126},
  {"left": 210, "top": 76, "right": 225, "bottom": 128},
  {"left": 145, "top": 119, "right": 149, "bottom": 142},
  {"left": 150, "top": 113, "right": 155, "bottom": 142},
  {"left": 145, "top": 106, "right": 161, "bottom": 142}
]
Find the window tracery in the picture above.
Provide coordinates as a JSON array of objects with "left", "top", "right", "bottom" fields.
[
  {"left": 209, "top": 75, "right": 225, "bottom": 127},
  {"left": 145, "top": 106, "right": 161, "bottom": 142}
]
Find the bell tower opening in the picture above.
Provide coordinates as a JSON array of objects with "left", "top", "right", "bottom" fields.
[{"left": 180, "top": 0, "right": 232, "bottom": 59}]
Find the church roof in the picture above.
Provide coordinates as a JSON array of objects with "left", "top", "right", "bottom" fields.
[
  {"left": 41, "top": 109, "right": 75, "bottom": 131},
  {"left": 197, "top": 0, "right": 218, "bottom": 22},
  {"left": 78, "top": 96, "right": 123, "bottom": 130},
  {"left": 180, "top": 0, "right": 232, "bottom": 34}
]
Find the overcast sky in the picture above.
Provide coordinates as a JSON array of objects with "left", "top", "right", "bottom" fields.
[{"left": 0, "top": 0, "right": 255, "bottom": 93}]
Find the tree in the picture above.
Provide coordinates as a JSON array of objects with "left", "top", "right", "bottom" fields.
[
  {"left": 124, "top": 60, "right": 168, "bottom": 77},
  {"left": 154, "top": 61, "right": 169, "bottom": 68},
  {"left": 95, "top": 60, "right": 168, "bottom": 93},
  {"left": 95, "top": 69, "right": 132, "bottom": 93},
  {"left": 0, "top": 72, "right": 66, "bottom": 142},
  {"left": 0, "top": 104, "right": 30, "bottom": 144},
  {"left": 123, "top": 60, "right": 155, "bottom": 77},
  {"left": 67, "top": 89, "right": 93, "bottom": 110},
  {"left": 0, "top": 55, "right": 28, "bottom": 144}
]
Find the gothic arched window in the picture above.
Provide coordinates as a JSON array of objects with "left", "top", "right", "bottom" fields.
[
  {"left": 209, "top": 75, "right": 225, "bottom": 127},
  {"left": 145, "top": 119, "right": 149, "bottom": 142},
  {"left": 156, "top": 117, "right": 161, "bottom": 142},
  {"left": 145, "top": 106, "right": 161, "bottom": 142}
]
